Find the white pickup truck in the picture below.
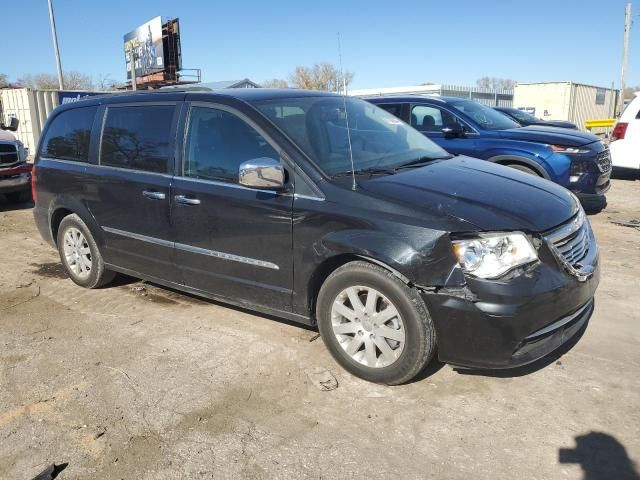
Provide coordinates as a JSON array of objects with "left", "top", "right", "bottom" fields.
[{"left": 0, "top": 116, "right": 32, "bottom": 203}]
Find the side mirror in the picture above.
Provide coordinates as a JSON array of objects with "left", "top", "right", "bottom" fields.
[
  {"left": 442, "top": 123, "right": 463, "bottom": 139},
  {"left": 1, "top": 116, "right": 19, "bottom": 132},
  {"left": 239, "top": 157, "right": 285, "bottom": 190}
]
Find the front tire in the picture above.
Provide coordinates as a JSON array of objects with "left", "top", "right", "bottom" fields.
[
  {"left": 57, "top": 214, "right": 115, "bottom": 289},
  {"left": 316, "top": 261, "right": 436, "bottom": 385},
  {"left": 504, "top": 163, "right": 540, "bottom": 176}
]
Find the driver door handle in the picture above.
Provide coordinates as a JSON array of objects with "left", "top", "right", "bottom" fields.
[
  {"left": 175, "top": 194, "right": 201, "bottom": 206},
  {"left": 142, "top": 190, "right": 166, "bottom": 200}
]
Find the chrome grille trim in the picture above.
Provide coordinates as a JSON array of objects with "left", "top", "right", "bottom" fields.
[
  {"left": 545, "top": 209, "right": 596, "bottom": 282},
  {"left": 596, "top": 147, "right": 611, "bottom": 173}
]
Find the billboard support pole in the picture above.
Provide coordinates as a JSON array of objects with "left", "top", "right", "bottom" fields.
[
  {"left": 47, "top": 0, "right": 64, "bottom": 90},
  {"left": 131, "top": 47, "right": 137, "bottom": 91}
]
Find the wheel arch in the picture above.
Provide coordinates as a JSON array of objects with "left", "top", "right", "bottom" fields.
[
  {"left": 306, "top": 254, "right": 412, "bottom": 324},
  {"left": 488, "top": 154, "right": 550, "bottom": 179},
  {"left": 48, "top": 198, "right": 104, "bottom": 248}
]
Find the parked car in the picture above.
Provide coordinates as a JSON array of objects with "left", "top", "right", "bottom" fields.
[
  {"left": 366, "top": 96, "right": 610, "bottom": 211},
  {"left": 494, "top": 106, "right": 578, "bottom": 129},
  {"left": 610, "top": 92, "right": 639, "bottom": 174},
  {"left": 0, "top": 116, "right": 32, "bottom": 203},
  {"left": 33, "top": 90, "right": 599, "bottom": 384}
]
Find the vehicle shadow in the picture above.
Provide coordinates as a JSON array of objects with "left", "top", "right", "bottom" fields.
[
  {"left": 611, "top": 167, "right": 639, "bottom": 181},
  {"left": 559, "top": 432, "right": 639, "bottom": 480},
  {"left": 452, "top": 319, "right": 588, "bottom": 378},
  {"left": 0, "top": 198, "right": 34, "bottom": 212}
]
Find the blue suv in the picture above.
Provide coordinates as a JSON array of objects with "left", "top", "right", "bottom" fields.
[{"left": 366, "top": 96, "right": 611, "bottom": 210}]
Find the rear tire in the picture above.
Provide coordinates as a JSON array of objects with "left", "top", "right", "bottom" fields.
[
  {"left": 504, "top": 163, "right": 540, "bottom": 176},
  {"left": 56, "top": 214, "right": 115, "bottom": 289},
  {"left": 316, "top": 261, "right": 436, "bottom": 385}
]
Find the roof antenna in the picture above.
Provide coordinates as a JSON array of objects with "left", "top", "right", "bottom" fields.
[{"left": 338, "top": 32, "right": 357, "bottom": 191}]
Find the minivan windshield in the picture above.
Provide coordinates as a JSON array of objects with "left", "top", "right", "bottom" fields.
[
  {"left": 255, "top": 96, "right": 451, "bottom": 176},
  {"left": 450, "top": 100, "right": 520, "bottom": 131}
]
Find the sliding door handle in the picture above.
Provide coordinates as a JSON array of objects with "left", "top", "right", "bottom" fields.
[
  {"left": 142, "top": 190, "right": 166, "bottom": 200},
  {"left": 175, "top": 194, "right": 201, "bottom": 205}
]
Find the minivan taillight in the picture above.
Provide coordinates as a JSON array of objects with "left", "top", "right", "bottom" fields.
[
  {"left": 31, "top": 165, "right": 37, "bottom": 203},
  {"left": 611, "top": 122, "right": 628, "bottom": 141}
]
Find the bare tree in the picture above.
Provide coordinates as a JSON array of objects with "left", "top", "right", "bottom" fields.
[
  {"left": 94, "top": 73, "right": 124, "bottom": 91},
  {"left": 17, "top": 71, "right": 94, "bottom": 90},
  {"left": 476, "top": 77, "right": 516, "bottom": 90},
  {"left": 261, "top": 78, "right": 289, "bottom": 88},
  {"left": 289, "top": 62, "right": 354, "bottom": 92},
  {"left": 0, "top": 73, "right": 9, "bottom": 88},
  {"left": 623, "top": 86, "right": 640, "bottom": 100}
]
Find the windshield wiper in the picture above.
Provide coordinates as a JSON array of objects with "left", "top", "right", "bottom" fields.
[
  {"left": 394, "top": 155, "right": 454, "bottom": 170},
  {"left": 331, "top": 167, "right": 397, "bottom": 178}
]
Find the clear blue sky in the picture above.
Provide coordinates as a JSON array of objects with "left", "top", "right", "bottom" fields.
[{"left": 4, "top": 0, "right": 639, "bottom": 89}]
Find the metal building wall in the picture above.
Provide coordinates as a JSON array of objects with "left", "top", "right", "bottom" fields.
[
  {"left": 513, "top": 83, "right": 572, "bottom": 121},
  {"left": 514, "top": 82, "right": 618, "bottom": 130},
  {"left": 569, "top": 84, "right": 617, "bottom": 130},
  {"left": 0, "top": 89, "right": 59, "bottom": 159}
]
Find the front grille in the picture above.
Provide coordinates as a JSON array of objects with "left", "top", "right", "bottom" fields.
[
  {"left": 596, "top": 147, "right": 611, "bottom": 173},
  {"left": 0, "top": 143, "right": 19, "bottom": 166},
  {"left": 554, "top": 222, "right": 589, "bottom": 265},
  {"left": 545, "top": 210, "right": 594, "bottom": 280}
]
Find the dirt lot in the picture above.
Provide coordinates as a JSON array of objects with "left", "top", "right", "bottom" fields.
[{"left": 0, "top": 178, "right": 639, "bottom": 480}]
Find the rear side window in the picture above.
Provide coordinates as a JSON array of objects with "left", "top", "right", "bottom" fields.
[
  {"left": 183, "top": 106, "right": 279, "bottom": 183},
  {"left": 100, "top": 105, "right": 174, "bottom": 173},
  {"left": 40, "top": 106, "right": 97, "bottom": 162}
]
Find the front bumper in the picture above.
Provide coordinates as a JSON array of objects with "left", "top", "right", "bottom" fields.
[
  {"left": 0, "top": 172, "right": 31, "bottom": 194},
  {"left": 422, "top": 221, "right": 600, "bottom": 369}
]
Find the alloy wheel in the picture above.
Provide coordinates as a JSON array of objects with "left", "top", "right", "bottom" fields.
[{"left": 62, "top": 227, "right": 92, "bottom": 279}]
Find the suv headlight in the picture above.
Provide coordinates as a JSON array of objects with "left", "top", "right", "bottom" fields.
[
  {"left": 452, "top": 233, "right": 538, "bottom": 279},
  {"left": 550, "top": 145, "right": 590, "bottom": 154}
]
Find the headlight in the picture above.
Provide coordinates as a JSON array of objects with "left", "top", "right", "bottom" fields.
[
  {"left": 452, "top": 233, "right": 538, "bottom": 279},
  {"left": 550, "top": 145, "right": 590, "bottom": 154}
]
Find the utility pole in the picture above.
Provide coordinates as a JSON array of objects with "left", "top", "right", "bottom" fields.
[
  {"left": 619, "top": 1, "right": 632, "bottom": 115},
  {"left": 47, "top": 0, "right": 64, "bottom": 90},
  {"left": 130, "top": 47, "right": 137, "bottom": 91}
]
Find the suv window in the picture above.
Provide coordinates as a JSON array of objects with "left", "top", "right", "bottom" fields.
[
  {"left": 411, "top": 105, "right": 445, "bottom": 132},
  {"left": 184, "top": 106, "right": 279, "bottom": 183},
  {"left": 100, "top": 105, "right": 174, "bottom": 173},
  {"left": 40, "top": 106, "right": 97, "bottom": 162},
  {"left": 378, "top": 104, "right": 403, "bottom": 119}
]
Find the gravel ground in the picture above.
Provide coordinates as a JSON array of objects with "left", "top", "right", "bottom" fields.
[{"left": 0, "top": 177, "right": 639, "bottom": 480}]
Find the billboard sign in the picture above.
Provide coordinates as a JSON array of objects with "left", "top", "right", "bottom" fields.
[{"left": 124, "top": 16, "right": 165, "bottom": 80}]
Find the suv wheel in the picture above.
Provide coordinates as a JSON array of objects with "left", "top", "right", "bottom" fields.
[
  {"left": 505, "top": 164, "right": 540, "bottom": 176},
  {"left": 316, "top": 261, "right": 436, "bottom": 385},
  {"left": 57, "top": 214, "right": 115, "bottom": 288}
]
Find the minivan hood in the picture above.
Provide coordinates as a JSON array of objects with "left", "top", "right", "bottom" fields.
[
  {"left": 496, "top": 125, "right": 599, "bottom": 146},
  {"left": 359, "top": 156, "right": 579, "bottom": 232}
]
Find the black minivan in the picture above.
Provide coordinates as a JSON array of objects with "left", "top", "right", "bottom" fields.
[{"left": 33, "top": 89, "right": 599, "bottom": 384}]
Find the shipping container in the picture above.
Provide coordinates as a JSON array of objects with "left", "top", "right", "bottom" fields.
[
  {"left": 513, "top": 82, "right": 619, "bottom": 132},
  {"left": 0, "top": 88, "right": 108, "bottom": 159}
]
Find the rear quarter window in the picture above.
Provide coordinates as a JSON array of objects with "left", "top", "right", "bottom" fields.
[
  {"left": 40, "top": 106, "right": 97, "bottom": 162},
  {"left": 100, "top": 105, "right": 174, "bottom": 174}
]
